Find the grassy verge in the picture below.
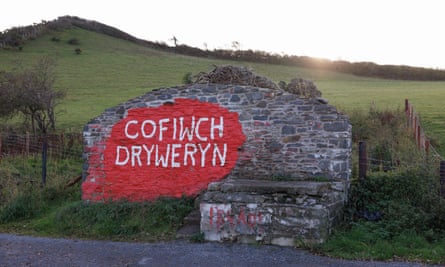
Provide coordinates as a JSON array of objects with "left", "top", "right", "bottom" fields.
[
  {"left": 321, "top": 225, "right": 445, "bottom": 264},
  {"left": 0, "top": 184, "right": 194, "bottom": 242},
  {"left": 51, "top": 197, "right": 194, "bottom": 241},
  {"left": 315, "top": 108, "right": 445, "bottom": 264},
  {"left": 318, "top": 171, "right": 445, "bottom": 264},
  {"left": 0, "top": 152, "right": 194, "bottom": 241}
]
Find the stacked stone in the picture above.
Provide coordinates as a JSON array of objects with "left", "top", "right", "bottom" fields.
[
  {"left": 83, "top": 84, "right": 351, "bottom": 183},
  {"left": 82, "top": 80, "right": 352, "bottom": 245},
  {"left": 200, "top": 179, "right": 348, "bottom": 246}
]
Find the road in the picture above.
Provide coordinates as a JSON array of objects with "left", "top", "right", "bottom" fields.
[{"left": 0, "top": 234, "right": 438, "bottom": 267}]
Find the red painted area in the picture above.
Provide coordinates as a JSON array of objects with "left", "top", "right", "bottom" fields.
[
  {"left": 208, "top": 205, "right": 264, "bottom": 229},
  {"left": 82, "top": 99, "right": 245, "bottom": 202}
]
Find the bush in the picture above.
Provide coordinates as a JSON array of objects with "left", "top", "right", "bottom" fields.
[
  {"left": 67, "top": 38, "right": 79, "bottom": 45},
  {"left": 348, "top": 107, "right": 423, "bottom": 176},
  {"left": 321, "top": 168, "right": 445, "bottom": 263},
  {"left": 346, "top": 169, "right": 445, "bottom": 238},
  {"left": 182, "top": 72, "right": 193, "bottom": 84}
]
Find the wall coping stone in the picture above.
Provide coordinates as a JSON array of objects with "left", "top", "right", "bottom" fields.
[{"left": 206, "top": 179, "right": 347, "bottom": 196}]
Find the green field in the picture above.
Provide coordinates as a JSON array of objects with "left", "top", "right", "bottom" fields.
[{"left": 1, "top": 27, "right": 444, "bottom": 155}]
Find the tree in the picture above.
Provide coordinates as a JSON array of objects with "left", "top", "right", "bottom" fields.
[
  {"left": 170, "top": 36, "right": 178, "bottom": 46},
  {"left": 231, "top": 41, "right": 241, "bottom": 50},
  {"left": 0, "top": 57, "right": 65, "bottom": 134},
  {"left": 0, "top": 71, "right": 19, "bottom": 118}
]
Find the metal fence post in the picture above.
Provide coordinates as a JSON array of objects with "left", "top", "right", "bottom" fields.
[{"left": 359, "top": 141, "right": 367, "bottom": 180}]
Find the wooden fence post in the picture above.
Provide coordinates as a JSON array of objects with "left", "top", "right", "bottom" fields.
[
  {"left": 440, "top": 161, "right": 445, "bottom": 198},
  {"left": 417, "top": 125, "right": 421, "bottom": 150},
  {"left": 359, "top": 141, "right": 367, "bottom": 180},
  {"left": 425, "top": 139, "right": 430, "bottom": 154},
  {"left": 405, "top": 99, "right": 411, "bottom": 129},
  {"left": 41, "top": 134, "right": 48, "bottom": 187},
  {"left": 25, "top": 131, "right": 30, "bottom": 156},
  {"left": 405, "top": 99, "right": 409, "bottom": 118}
]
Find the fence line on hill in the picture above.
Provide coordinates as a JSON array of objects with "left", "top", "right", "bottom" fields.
[
  {"left": 405, "top": 99, "right": 444, "bottom": 197},
  {"left": 0, "top": 132, "right": 83, "bottom": 187},
  {"left": 358, "top": 99, "right": 444, "bottom": 198},
  {"left": 1, "top": 102, "right": 444, "bottom": 197}
]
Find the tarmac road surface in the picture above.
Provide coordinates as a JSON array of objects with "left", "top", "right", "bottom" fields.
[{"left": 0, "top": 233, "right": 439, "bottom": 267}]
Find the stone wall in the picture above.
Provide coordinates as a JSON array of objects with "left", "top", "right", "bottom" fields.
[
  {"left": 83, "top": 84, "right": 351, "bottom": 200},
  {"left": 82, "top": 80, "right": 352, "bottom": 244}
]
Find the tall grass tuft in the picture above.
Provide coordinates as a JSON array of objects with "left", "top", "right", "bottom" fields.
[
  {"left": 0, "top": 155, "right": 82, "bottom": 210},
  {"left": 52, "top": 197, "right": 194, "bottom": 241},
  {"left": 0, "top": 185, "right": 80, "bottom": 223}
]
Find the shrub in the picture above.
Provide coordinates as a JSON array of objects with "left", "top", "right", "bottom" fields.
[
  {"left": 74, "top": 48, "right": 82, "bottom": 55},
  {"left": 182, "top": 72, "right": 193, "bottom": 84},
  {"left": 345, "top": 169, "right": 445, "bottom": 238},
  {"left": 67, "top": 38, "right": 79, "bottom": 45},
  {"left": 348, "top": 107, "right": 423, "bottom": 176}
]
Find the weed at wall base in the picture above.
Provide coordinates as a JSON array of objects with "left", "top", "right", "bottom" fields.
[
  {"left": 320, "top": 168, "right": 445, "bottom": 264},
  {"left": 52, "top": 197, "right": 194, "bottom": 240}
]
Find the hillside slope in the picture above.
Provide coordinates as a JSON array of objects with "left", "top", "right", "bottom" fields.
[
  {"left": 0, "top": 26, "right": 360, "bottom": 128},
  {"left": 3, "top": 16, "right": 445, "bottom": 81},
  {"left": 0, "top": 26, "right": 444, "bottom": 155}
]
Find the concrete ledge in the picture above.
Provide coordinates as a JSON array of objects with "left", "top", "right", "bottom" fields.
[{"left": 207, "top": 179, "right": 347, "bottom": 196}]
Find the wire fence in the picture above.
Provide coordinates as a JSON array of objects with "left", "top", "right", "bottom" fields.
[
  {"left": 0, "top": 132, "right": 83, "bottom": 188},
  {"left": 0, "top": 132, "right": 83, "bottom": 159},
  {"left": 1, "top": 100, "right": 444, "bottom": 197},
  {"left": 358, "top": 100, "right": 445, "bottom": 198},
  {"left": 405, "top": 99, "right": 444, "bottom": 197}
]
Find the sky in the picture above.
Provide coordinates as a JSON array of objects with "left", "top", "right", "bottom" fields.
[{"left": 1, "top": 0, "right": 445, "bottom": 69}]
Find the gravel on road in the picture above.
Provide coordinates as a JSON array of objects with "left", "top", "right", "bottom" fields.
[{"left": 0, "top": 233, "right": 438, "bottom": 267}]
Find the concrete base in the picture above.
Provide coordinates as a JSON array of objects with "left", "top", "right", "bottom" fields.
[{"left": 200, "top": 179, "right": 348, "bottom": 246}]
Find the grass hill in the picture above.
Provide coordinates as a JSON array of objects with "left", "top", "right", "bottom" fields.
[
  {"left": 0, "top": 20, "right": 444, "bottom": 155},
  {"left": 1, "top": 19, "right": 445, "bottom": 264}
]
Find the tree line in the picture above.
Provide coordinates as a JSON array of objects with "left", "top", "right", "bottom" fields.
[{"left": 2, "top": 15, "right": 445, "bottom": 81}]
